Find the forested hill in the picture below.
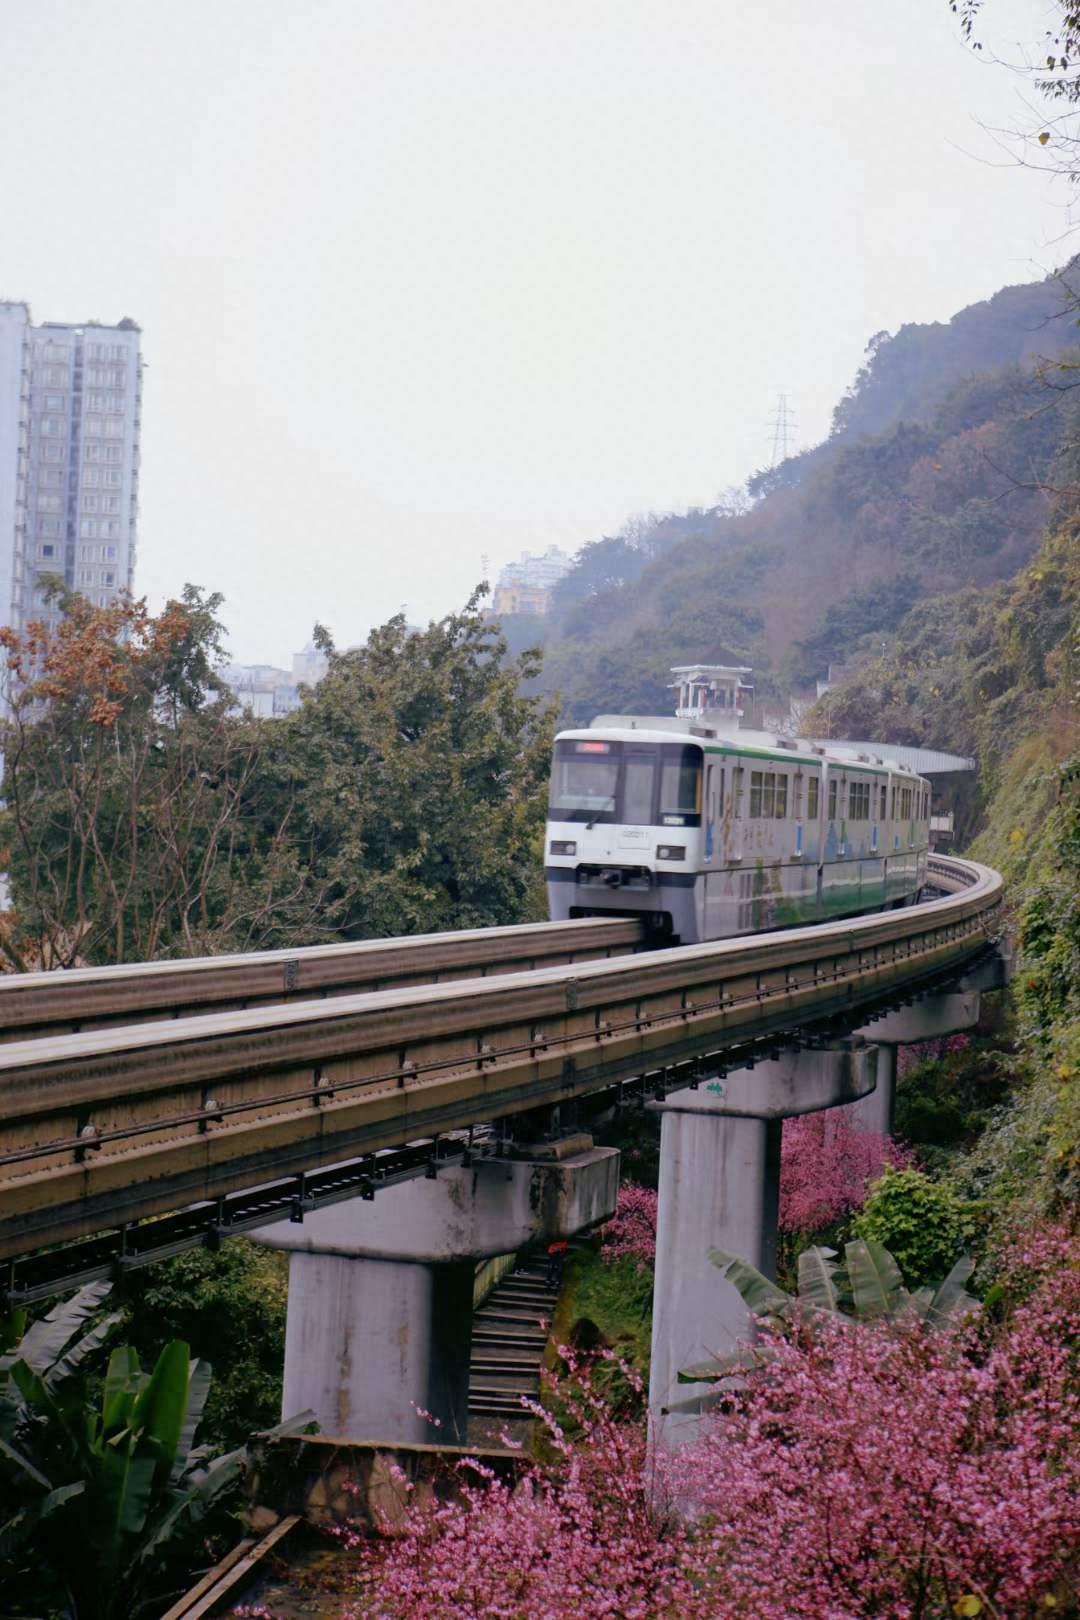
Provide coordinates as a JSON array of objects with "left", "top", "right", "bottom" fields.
[{"left": 516, "top": 270, "right": 1080, "bottom": 725}]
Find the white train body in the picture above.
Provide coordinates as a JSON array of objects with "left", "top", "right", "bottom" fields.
[{"left": 545, "top": 720, "right": 931, "bottom": 943}]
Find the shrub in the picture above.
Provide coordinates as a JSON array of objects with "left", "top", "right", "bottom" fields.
[
  {"left": 853, "top": 1165, "right": 977, "bottom": 1286},
  {"left": 121, "top": 1240, "right": 287, "bottom": 1449},
  {"left": 895, "top": 1037, "right": 1013, "bottom": 1163}
]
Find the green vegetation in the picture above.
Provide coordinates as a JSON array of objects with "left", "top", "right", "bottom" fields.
[
  {"left": 696, "top": 1237, "right": 976, "bottom": 1345},
  {"left": 852, "top": 1168, "right": 979, "bottom": 1288},
  {"left": 893, "top": 1043, "right": 1013, "bottom": 1167},
  {"left": 553, "top": 1248, "right": 652, "bottom": 1383},
  {"left": 0, "top": 587, "right": 554, "bottom": 967},
  {"left": 493, "top": 273, "right": 1080, "bottom": 728},
  {"left": 120, "top": 1242, "right": 287, "bottom": 1452},
  {"left": 0, "top": 1282, "right": 255, "bottom": 1619}
]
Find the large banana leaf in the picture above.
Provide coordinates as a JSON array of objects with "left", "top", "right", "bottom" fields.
[
  {"left": 92, "top": 1437, "right": 157, "bottom": 1554},
  {"left": 102, "top": 1344, "right": 142, "bottom": 1432},
  {"left": 45, "top": 1311, "right": 123, "bottom": 1394},
  {"left": 168, "top": 1359, "right": 212, "bottom": 1487},
  {"left": 8, "top": 1281, "right": 113, "bottom": 1375},
  {"left": 925, "top": 1256, "right": 979, "bottom": 1329},
  {"left": 708, "top": 1249, "right": 790, "bottom": 1316},
  {"left": 0, "top": 1430, "right": 54, "bottom": 1489},
  {"left": 10, "top": 1358, "right": 63, "bottom": 1426},
  {"left": 797, "top": 1246, "right": 842, "bottom": 1314},
  {"left": 844, "top": 1238, "right": 907, "bottom": 1321},
  {"left": 0, "top": 1479, "right": 84, "bottom": 1553},
  {"left": 677, "top": 1347, "right": 771, "bottom": 1383},
  {"left": 129, "top": 1444, "right": 245, "bottom": 1577},
  {"left": 661, "top": 1385, "right": 750, "bottom": 1417},
  {"left": 129, "top": 1340, "right": 190, "bottom": 1492}
]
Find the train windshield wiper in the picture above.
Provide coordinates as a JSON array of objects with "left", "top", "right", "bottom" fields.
[{"left": 586, "top": 799, "right": 615, "bottom": 830}]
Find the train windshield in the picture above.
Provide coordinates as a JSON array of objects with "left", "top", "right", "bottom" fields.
[
  {"left": 549, "top": 739, "right": 702, "bottom": 827},
  {"left": 549, "top": 740, "right": 620, "bottom": 822}
]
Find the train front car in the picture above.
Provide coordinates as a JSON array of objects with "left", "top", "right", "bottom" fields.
[{"left": 545, "top": 729, "right": 704, "bottom": 942}]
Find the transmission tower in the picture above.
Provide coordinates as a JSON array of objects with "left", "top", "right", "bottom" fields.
[{"left": 767, "top": 393, "right": 796, "bottom": 468}]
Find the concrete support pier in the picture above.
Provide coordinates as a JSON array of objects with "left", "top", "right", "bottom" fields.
[
  {"left": 256, "top": 1142, "right": 619, "bottom": 1445},
  {"left": 850, "top": 990, "right": 982, "bottom": 1136},
  {"left": 648, "top": 1042, "right": 878, "bottom": 1453}
]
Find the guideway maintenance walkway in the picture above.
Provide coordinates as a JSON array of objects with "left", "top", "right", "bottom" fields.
[{"left": 0, "top": 855, "right": 1003, "bottom": 1272}]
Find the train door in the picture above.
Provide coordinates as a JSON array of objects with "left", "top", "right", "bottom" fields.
[
  {"left": 704, "top": 762, "right": 716, "bottom": 863},
  {"left": 703, "top": 758, "right": 724, "bottom": 938}
]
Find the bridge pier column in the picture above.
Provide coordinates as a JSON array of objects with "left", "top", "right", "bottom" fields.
[
  {"left": 849, "top": 990, "right": 981, "bottom": 1136},
  {"left": 648, "top": 1042, "right": 878, "bottom": 1455},
  {"left": 254, "top": 1142, "right": 619, "bottom": 1445},
  {"left": 845, "top": 1042, "right": 897, "bottom": 1136}
]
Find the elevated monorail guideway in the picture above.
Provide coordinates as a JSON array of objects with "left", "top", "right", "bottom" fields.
[
  {"left": 0, "top": 916, "right": 644, "bottom": 1043},
  {"left": 0, "top": 856, "right": 1002, "bottom": 1280}
]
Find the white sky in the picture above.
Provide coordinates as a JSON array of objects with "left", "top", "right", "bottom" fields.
[{"left": 0, "top": 0, "right": 1068, "bottom": 663}]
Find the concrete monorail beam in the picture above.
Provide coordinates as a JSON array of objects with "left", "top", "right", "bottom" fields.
[{"left": 858, "top": 990, "right": 980, "bottom": 1046}]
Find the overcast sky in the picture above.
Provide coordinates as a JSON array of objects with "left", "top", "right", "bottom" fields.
[{"left": 0, "top": 1, "right": 1068, "bottom": 663}]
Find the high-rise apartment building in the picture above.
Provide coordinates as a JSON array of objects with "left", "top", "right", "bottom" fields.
[{"left": 0, "top": 302, "right": 142, "bottom": 636}]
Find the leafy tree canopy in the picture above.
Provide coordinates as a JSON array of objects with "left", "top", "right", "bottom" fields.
[{"left": 286, "top": 589, "right": 555, "bottom": 938}]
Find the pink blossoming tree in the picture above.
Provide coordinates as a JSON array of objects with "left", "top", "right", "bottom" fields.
[
  {"left": 780, "top": 1106, "right": 915, "bottom": 1232},
  {"left": 599, "top": 1180, "right": 658, "bottom": 1269},
  {"left": 336, "top": 1224, "right": 1080, "bottom": 1619}
]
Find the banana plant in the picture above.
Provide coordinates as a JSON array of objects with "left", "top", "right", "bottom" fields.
[
  {"left": 0, "top": 1282, "right": 254, "bottom": 1619},
  {"left": 669, "top": 1239, "right": 979, "bottom": 1412}
]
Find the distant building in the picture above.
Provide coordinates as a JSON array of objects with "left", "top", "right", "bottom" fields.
[
  {"left": 815, "top": 660, "right": 857, "bottom": 699},
  {"left": 224, "top": 642, "right": 330, "bottom": 718},
  {"left": 0, "top": 303, "right": 142, "bottom": 638},
  {"left": 491, "top": 580, "right": 552, "bottom": 616},
  {"left": 292, "top": 640, "right": 329, "bottom": 689},
  {"left": 491, "top": 545, "right": 572, "bottom": 616}
]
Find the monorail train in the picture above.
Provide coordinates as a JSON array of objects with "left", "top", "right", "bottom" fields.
[{"left": 545, "top": 717, "right": 931, "bottom": 944}]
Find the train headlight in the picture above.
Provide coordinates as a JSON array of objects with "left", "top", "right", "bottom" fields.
[
  {"left": 549, "top": 839, "right": 577, "bottom": 857},
  {"left": 656, "top": 844, "right": 686, "bottom": 861}
]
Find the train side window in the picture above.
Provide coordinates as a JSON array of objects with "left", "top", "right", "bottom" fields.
[
  {"left": 890, "top": 785, "right": 897, "bottom": 818},
  {"left": 762, "top": 772, "right": 775, "bottom": 817},
  {"left": 659, "top": 747, "right": 703, "bottom": 824},
  {"left": 880, "top": 784, "right": 887, "bottom": 820},
  {"left": 807, "top": 776, "right": 819, "bottom": 819},
  {"left": 750, "top": 770, "right": 763, "bottom": 817},
  {"left": 774, "top": 773, "right": 788, "bottom": 818},
  {"left": 717, "top": 766, "right": 725, "bottom": 815},
  {"left": 828, "top": 777, "right": 837, "bottom": 819}
]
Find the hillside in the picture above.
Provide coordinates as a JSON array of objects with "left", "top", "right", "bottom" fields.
[{"left": 512, "top": 270, "right": 1080, "bottom": 725}]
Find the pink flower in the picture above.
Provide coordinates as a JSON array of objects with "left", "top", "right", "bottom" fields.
[
  {"left": 599, "top": 1181, "right": 658, "bottom": 1270},
  {"left": 779, "top": 1107, "right": 915, "bottom": 1232},
  {"left": 331, "top": 1223, "right": 1080, "bottom": 1618}
]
